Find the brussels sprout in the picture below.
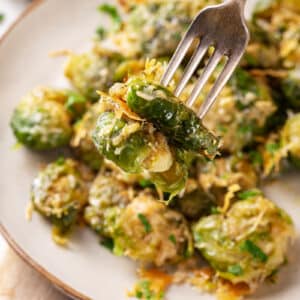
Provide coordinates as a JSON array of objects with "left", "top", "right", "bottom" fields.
[
  {"left": 192, "top": 194, "right": 295, "bottom": 286},
  {"left": 281, "top": 69, "right": 300, "bottom": 111},
  {"left": 126, "top": 79, "right": 219, "bottom": 157},
  {"left": 249, "top": 0, "right": 300, "bottom": 69},
  {"left": 204, "top": 69, "right": 277, "bottom": 153},
  {"left": 198, "top": 155, "right": 258, "bottom": 196},
  {"left": 92, "top": 94, "right": 193, "bottom": 197},
  {"left": 10, "top": 88, "right": 73, "bottom": 150},
  {"left": 105, "top": 1, "right": 220, "bottom": 58},
  {"left": 84, "top": 172, "right": 132, "bottom": 237},
  {"left": 113, "top": 193, "right": 193, "bottom": 266},
  {"left": 71, "top": 102, "right": 104, "bottom": 170},
  {"left": 31, "top": 158, "right": 93, "bottom": 234},
  {"left": 64, "top": 49, "right": 123, "bottom": 102},
  {"left": 281, "top": 114, "right": 300, "bottom": 168}
]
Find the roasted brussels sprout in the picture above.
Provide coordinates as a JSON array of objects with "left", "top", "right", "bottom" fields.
[
  {"left": 281, "top": 69, "right": 300, "bottom": 111},
  {"left": 193, "top": 194, "right": 295, "bottom": 287},
  {"left": 71, "top": 102, "right": 103, "bottom": 170},
  {"left": 113, "top": 193, "right": 193, "bottom": 266},
  {"left": 10, "top": 88, "right": 73, "bottom": 150},
  {"left": 204, "top": 69, "right": 277, "bottom": 153},
  {"left": 31, "top": 158, "right": 93, "bottom": 235},
  {"left": 84, "top": 172, "right": 132, "bottom": 237},
  {"left": 248, "top": 0, "right": 300, "bottom": 69},
  {"left": 92, "top": 93, "right": 190, "bottom": 196},
  {"left": 64, "top": 49, "right": 123, "bottom": 102},
  {"left": 198, "top": 155, "right": 258, "bottom": 195},
  {"left": 281, "top": 114, "right": 300, "bottom": 168},
  {"left": 126, "top": 79, "right": 219, "bottom": 156}
]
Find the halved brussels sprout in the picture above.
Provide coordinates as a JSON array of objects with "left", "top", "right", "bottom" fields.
[
  {"left": 193, "top": 194, "right": 295, "bottom": 287},
  {"left": 84, "top": 172, "right": 132, "bottom": 237},
  {"left": 10, "top": 88, "right": 73, "bottom": 150},
  {"left": 281, "top": 113, "right": 300, "bottom": 168},
  {"left": 126, "top": 79, "right": 219, "bottom": 157},
  {"left": 92, "top": 93, "right": 190, "bottom": 197},
  {"left": 204, "top": 69, "right": 277, "bottom": 153},
  {"left": 31, "top": 158, "right": 93, "bottom": 235},
  {"left": 113, "top": 193, "right": 193, "bottom": 266},
  {"left": 281, "top": 69, "right": 300, "bottom": 111},
  {"left": 64, "top": 49, "right": 123, "bottom": 102},
  {"left": 71, "top": 102, "right": 103, "bottom": 170}
]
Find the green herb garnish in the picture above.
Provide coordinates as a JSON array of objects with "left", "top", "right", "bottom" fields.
[
  {"left": 241, "top": 240, "right": 268, "bottom": 262},
  {"left": 168, "top": 234, "right": 176, "bottom": 245},
  {"left": 228, "top": 264, "right": 243, "bottom": 276},
  {"left": 0, "top": 14, "right": 4, "bottom": 23},
  {"left": 138, "top": 179, "right": 154, "bottom": 188},
  {"left": 98, "top": 4, "right": 121, "bottom": 30},
  {"left": 138, "top": 213, "right": 152, "bottom": 233},
  {"left": 237, "top": 189, "right": 262, "bottom": 200},
  {"left": 266, "top": 142, "right": 280, "bottom": 154},
  {"left": 56, "top": 157, "right": 65, "bottom": 165},
  {"left": 100, "top": 238, "right": 114, "bottom": 251}
]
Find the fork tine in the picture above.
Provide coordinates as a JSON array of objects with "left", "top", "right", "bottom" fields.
[
  {"left": 197, "top": 55, "right": 241, "bottom": 119},
  {"left": 186, "top": 50, "right": 222, "bottom": 107},
  {"left": 174, "top": 39, "right": 210, "bottom": 97},
  {"left": 160, "top": 35, "right": 193, "bottom": 87}
]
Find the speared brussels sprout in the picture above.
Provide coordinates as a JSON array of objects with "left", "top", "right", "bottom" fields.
[
  {"left": 71, "top": 102, "right": 104, "bottom": 170},
  {"left": 31, "top": 158, "right": 93, "bottom": 238},
  {"left": 126, "top": 79, "right": 219, "bottom": 157},
  {"left": 281, "top": 113, "right": 300, "bottom": 168},
  {"left": 64, "top": 49, "right": 123, "bottom": 102},
  {"left": 92, "top": 93, "right": 189, "bottom": 197},
  {"left": 192, "top": 193, "right": 295, "bottom": 287},
  {"left": 281, "top": 69, "right": 300, "bottom": 111},
  {"left": 84, "top": 172, "right": 132, "bottom": 237},
  {"left": 10, "top": 88, "right": 73, "bottom": 150},
  {"left": 113, "top": 193, "right": 193, "bottom": 266}
]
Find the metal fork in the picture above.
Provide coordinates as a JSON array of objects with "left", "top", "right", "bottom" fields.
[{"left": 160, "top": 0, "right": 249, "bottom": 119}]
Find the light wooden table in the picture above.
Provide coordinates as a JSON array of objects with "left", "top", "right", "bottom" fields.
[{"left": 0, "top": 1, "right": 68, "bottom": 299}]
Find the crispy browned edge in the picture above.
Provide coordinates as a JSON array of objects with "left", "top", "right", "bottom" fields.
[{"left": 0, "top": 1, "right": 90, "bottom": 299}]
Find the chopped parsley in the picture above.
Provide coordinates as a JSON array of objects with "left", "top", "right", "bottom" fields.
[
  {"left": 56, "top": 157, "right": 65, "bottom": 165},
  {"left": 249, "top": 150, "right": 263, "bottom": 167},
  {"left": 168, "top": 234, "right": 176, "bottom": 245},
  {"left": 227, "top": 264, "right": 243, "bottom": 276},
  {"left": 237, "top": 189, "right": 262, "bottom": 200},
  {"left": 0, "top": 13, "right": 4, "bottom": 23},
  {"left": 138, "top": 179, "right": 154, "bottom": 188},
  {"left": 96, "top": 26, "right": 106, "bottom": 39},
  {"left": 138, "top": 213, "right": 152, "bottom": 233},
  {"left": 266, "top": 142, "right": 280, "bottom": 154},
  {"left": 98, "top": 4, "right": 121, "bottom": 30},
  {"left": 241, "top": 240, "right": 268, "bottom": 262},
  {"left": 100, "top": 238, "right": 114, "bottom": 251}
]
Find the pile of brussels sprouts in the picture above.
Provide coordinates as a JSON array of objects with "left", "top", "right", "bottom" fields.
[{"left": 10, "top": 0, "right": 299, "bottom": 298}]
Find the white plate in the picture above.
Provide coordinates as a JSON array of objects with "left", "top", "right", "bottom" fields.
[{"left": 0, "top": 1, "right": 299, "bottom": 299}]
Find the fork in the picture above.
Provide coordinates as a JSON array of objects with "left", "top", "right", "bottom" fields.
[{"left": 160, "top": 0, "right": 249, "bottom": 119}]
